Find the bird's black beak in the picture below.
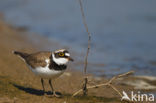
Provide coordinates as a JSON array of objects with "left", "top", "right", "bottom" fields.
[{"left": 68, "top": 57, "right": 74, "bottom": 62}]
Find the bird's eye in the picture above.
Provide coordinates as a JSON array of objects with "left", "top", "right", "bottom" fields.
[{"left": 58, "top": 52, "right": 64, "bottom": 56}]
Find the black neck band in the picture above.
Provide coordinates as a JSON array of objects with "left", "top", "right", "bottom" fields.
[{"left": 49, "top": 54, "right": 67, "bottom": 70}]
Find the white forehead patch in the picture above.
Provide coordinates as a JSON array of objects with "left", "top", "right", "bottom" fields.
[
  {"left": 65, "top": 53, "right": 70, "bottom": 56},
  {"left": 55, "top": 49, "right": 65, "bottom": 53}
]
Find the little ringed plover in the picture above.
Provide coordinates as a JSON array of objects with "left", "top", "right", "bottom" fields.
[{"left": 13, "top": 49, "right": 74, "bottom": 97}]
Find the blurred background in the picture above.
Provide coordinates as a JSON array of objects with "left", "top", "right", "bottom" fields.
[{"left": 0, "top": 0, "right": 156, "bottom": 77}]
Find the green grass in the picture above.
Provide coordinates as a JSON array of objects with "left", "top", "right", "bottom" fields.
[
  {"left": 59, "top": 94, "right": 120, "bottom": 103},
  {"left": 0, "top": 76, "right": 22, "bottom": 98}
]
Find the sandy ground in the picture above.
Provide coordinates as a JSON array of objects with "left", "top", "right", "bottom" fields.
[{"left": 0, "top": 19, "right": 155, "bottom": 103}]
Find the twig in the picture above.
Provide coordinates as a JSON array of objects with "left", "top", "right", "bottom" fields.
[
  {"left": 72, "top": 71, "right": 134, "bottom": 97},
  {"left": 109, "top": 84, "right": 122, "bottom": 97},
  {"left": 78, "top": 0, "right": 91, "bottom": 95}
]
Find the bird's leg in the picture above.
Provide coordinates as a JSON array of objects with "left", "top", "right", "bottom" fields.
[
  {"left": 48, "top": 79, "right": 54, "bottom": 92},
  {"left": 41, "top": 78, "right": 45, "bottom": 95},
  {"left": 48, "top": 79, "right": 62, "bottom": 98}
]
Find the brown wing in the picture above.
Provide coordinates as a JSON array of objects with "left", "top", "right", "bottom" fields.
[{"left": 25, "top": 51, "right": 52, "bottom": 68}]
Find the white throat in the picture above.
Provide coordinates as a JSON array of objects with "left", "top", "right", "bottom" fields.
[{"left": 52, "top": 53, "right": 68, "bottom": 65}]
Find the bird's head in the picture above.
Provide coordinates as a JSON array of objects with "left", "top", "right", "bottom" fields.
[{"left": 52, "top": 49, "right": 74, "bottom": 65}]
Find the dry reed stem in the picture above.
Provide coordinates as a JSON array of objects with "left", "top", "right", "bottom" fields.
[{"left": 78, "top": 0, "right": 91, "bottom": 95}]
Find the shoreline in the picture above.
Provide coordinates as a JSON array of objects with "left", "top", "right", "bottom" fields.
[{"left": 0, "top": 19, "right": 156, "bottom": 103}]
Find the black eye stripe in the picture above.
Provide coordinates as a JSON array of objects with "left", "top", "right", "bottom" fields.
[
  {"left": 54, "top": 53, "right": 59, "bottom": 58},
  {"left": 63, "top": 50, "right": 69, "bottom": 54},
  {"left": 54, "top": 50, "right": 69, "bottom": 58},
  {"left": 55, "top": 53, "right": 67, "bottom": 58}
]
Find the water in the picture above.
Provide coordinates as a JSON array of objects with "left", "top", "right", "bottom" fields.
[{"left": 0, "top": 0, "right": 156, "bottom": 77}]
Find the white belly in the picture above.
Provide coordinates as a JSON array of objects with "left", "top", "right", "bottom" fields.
[{"left": 28, "top": 65, "right": 65, "bottom": 79}]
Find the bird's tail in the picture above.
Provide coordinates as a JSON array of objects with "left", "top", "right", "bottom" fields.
[{"left": 12, "top": 51, "right": 29, "bottom": 59}]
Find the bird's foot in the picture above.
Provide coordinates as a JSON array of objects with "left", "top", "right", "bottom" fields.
[
  {"left": 53, "top": 91, "right": 62, "bottom": 98},
  {"left": 43, "top": 92, "right": 50, "bottom": 97},
  {"left": 44, "top": 91, "right": 62, "bottom": 98}
]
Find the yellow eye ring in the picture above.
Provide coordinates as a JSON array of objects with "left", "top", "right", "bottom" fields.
[{"left": 59, "top": 52, "right": 64, "bottom": 56}]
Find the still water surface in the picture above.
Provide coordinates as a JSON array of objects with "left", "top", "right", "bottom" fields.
[{"left": 0, "top": 0, "right": 156, "bottom": 76}]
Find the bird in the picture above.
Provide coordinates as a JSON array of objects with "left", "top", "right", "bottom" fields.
[{"left": 13, "top": 49, "right": 74, "bottom": 97}]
